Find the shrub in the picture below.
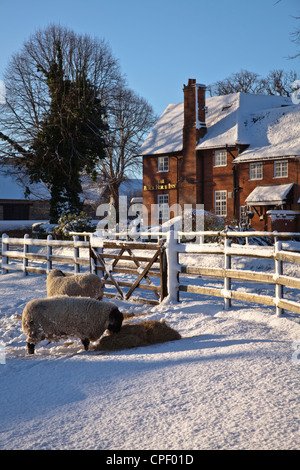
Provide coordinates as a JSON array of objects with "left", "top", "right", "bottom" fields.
[{"left": 53, "top": 212, "right": 96, "bottom": 239}]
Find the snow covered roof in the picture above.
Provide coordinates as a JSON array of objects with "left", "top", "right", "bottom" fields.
[
  {"left": 0, "top": 167, "right": 48, "bottom": 200},
  {"left": 197, "top": 93, "right": 292, "bottom": 150},
  {"left": 245, "top": 183, "right": 294, "bottom": 206},
  {"left": 0, "top": 165, "right": 142, "bottom": 204},
  {"left": 139, "top": 102, "right": 183, "bottom": 155},
  {"left": 139, "top": 91, "right": 300, "bottom": 161},
  {"left": 233, "top": 103, "right": 300, "bottom": 162},
  {"left": 82, "top": 177, "right": 143, "bottom": 204}
]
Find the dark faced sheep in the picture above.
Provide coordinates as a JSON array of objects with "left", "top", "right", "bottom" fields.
[
  {"left": 94, "top": 319, "right": 181, "bottom": 351},
  {"left": 46, "top": 269, "right": 103, "bottom": 300},
  {"left": 22, "top": 296, "right": 123, "bottom": 354}
]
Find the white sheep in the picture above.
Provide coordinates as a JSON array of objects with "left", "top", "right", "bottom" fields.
[
  {"left": 46, "top": 269, "right": 103, "bottom": 300},
  {"left": 22, "top": 296, "right": 123, "bottom": 354}
]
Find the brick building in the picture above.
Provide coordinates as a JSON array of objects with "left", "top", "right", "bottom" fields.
[
  {"left": 140, "top": 79, "right": 300, "bottom": 231},
  {"left": 0, "top": 168, "right": 50, "bottom": 221}
]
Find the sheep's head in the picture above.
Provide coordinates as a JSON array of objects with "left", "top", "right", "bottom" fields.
[
  {"left": 48, "top": 269, "right": 65, "bottom": 279},
  {"left": 106, "top": 308, "right": 123, "bottom": 333}
]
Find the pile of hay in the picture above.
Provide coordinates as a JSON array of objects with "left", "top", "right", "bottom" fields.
[{"left": 94, "top": 319, "right": 181, "bottom": 352}]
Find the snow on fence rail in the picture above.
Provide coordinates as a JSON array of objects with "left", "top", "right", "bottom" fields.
[
  {"left": 0, "top": 233, "right": 166, "bottom": 306},
  {"left": 164, "top": 230, "right": 300, "bottom": 316},
  {"left": 1, "top": 233, "right": 90, "bottom": 275},
  {"left": 2, "top": 230, "right": 300, "bottom": 315}
]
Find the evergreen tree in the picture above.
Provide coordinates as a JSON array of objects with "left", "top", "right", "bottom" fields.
[
  {"left": 27, "top": 41, "right": 107, "bottom": 222},
  {"left": 0, "top": 25, "right": 122, "bottom": 223}
]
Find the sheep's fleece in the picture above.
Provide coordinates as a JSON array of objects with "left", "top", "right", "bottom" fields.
[
  {"left": 22, "top": 296, "right": 123, "bottom": 354},
  {"left": 47, "top": 269, "right": 103, "bottom": 300}
]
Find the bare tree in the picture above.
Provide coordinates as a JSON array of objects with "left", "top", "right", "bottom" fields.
[
  {"left": 260, "top": 69, "right": 298, "bottom": 96},
  {"left": 209, "top": 68, "right": 298, "bottom": 97},
  {"left": 97, "top": 85, "right": 158, "bottom": 217},
  {"left": 290, "top": 16, "right": 300, "bottom": 59},
  {"left": 209, "top": 70, "right": 264, "bottom": 96},
  {"left": 0, "top": 24, "right": 124, "bottom": 220}
]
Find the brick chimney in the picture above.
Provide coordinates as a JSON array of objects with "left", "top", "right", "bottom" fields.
[
  {"left": 180, "top": 79, "right": 206, "bottom": 207},
  {"left": 183, "top": 78, "right": 206, "bottom": 146}
]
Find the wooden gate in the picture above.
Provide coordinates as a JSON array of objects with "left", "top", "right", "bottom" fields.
[{"left": 90, "top": 239, "right": 167, "bottom": 305}]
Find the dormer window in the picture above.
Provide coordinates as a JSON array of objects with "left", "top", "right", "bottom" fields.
[
  {"left": 222, "top": 104, "right": 232, "bottom": 111},
  {"left": 158, "top": 156, "right": 169, "bottom": 172}
]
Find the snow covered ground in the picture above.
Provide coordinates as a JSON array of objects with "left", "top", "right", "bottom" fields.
[{"left": 0, "top": 258, "right": 300, "bottom": 450}]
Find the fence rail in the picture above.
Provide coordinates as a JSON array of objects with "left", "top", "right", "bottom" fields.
[
  {"left": 2, "top": 230, "right": 300, "bottom": 315},
  {"left": 1, "top": 233, "right": 90, "bottom": 275},
  {"left": 89, "top": 237, "right": 166, "bottom": 305},
  {"left": 164, "top": 230, "right": 300, "bottom": 316},
  {"left": 0, "top": 233, "right": 166, "bottom": 305}
]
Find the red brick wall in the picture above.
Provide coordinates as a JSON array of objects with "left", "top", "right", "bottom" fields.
[
  {"left": 197, "top": 147, "right": 239, "bottom": 221},
  {"left": 143, "top": 154, "right": 180, "bottom": 226},
  {"left": 238, "top": 158, "right": 300, "bottom": 230}
]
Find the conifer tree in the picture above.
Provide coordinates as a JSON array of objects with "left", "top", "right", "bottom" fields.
[{"left": 28, "top": 41, "right": 107, "bottom": 222}]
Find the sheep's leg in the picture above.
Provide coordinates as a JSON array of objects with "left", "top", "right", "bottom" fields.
[
  {"left": 81, "top": 338, "right": 90, "bottom": 351},
  {"left": 26, "top": 342, "right": 35, "bottom": 355}
]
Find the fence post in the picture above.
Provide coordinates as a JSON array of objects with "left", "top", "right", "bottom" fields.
[
  {"left": 90, "top": 233, "right": 103, "bottom": 278},
  {"left": 275, "top": 239, "right": 283, "bottom": 316},
  {"left": 224, "top": 234, "right": 232, "bottom": 310},
  {"left": 166, "top": 230, "right": 179, "bottom": 302},
  {"left": 23, "top": 234, "right": 29, "bottom": 275},
  {"left": 1, "top": 233, "right": 8, "bottom": 274},
  {"left": 73, "top": 235, "right": 80, "bottom": 274},
  {"left": 46, "top": 235, "right": 52, "bottom": 273},
  {"left": 160, "top": 243, "right": 168, "bottom": 301}
]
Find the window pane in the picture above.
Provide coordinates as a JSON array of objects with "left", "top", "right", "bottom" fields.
[
  {"left": 215, "top": 191, "right": 227, "bottom": 216},
  {"left": 214, "top": 150, "right": 227, "bottom": 167},
  {"left": 158, "top": 194, "right": 169, "bottom": 219},
  {"left": 274, "top": 161, "right": 288, "bottom": 178},
  {"left": 250, "top": 162, "right": 262, "bottom": 180},
  {"left": 158, "top": 156, "right": 169, "bottom": 172}
]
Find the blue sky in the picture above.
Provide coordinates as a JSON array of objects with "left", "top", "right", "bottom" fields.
[{"left": 0, "top": 0, "right": 299, "bottom": 116}]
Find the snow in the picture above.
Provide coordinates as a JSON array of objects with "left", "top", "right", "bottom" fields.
[
  {"left": 234, "top": 103, "right": 300, "bottom": 162},
  {"left": 139, "top": 102, "right": 184, "bottom": 155},
  {"left": 0, "top": 166, "right": 49, "bottom": 200},
  {"left": 1, "top": 247, "right": 300, "bottom": 450},
  {"left": 245, "top": 183, "right": 294, "bottom": 206},
  {"left": 139, "top": 90, "right": 300, "bottom": 162}
]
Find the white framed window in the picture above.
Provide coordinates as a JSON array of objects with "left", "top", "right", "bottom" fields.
[
  {"left": 249, "top": 162, "right": 263, "bottom": 180},
  {"left": 158, "top": 156, "right": 169, "bottom": 172},
  {"left": 274, "top": 160, "right": 288, "bottom": 178},
  {"left": 214, "top": 149, "right": 227, "bottom": 167},
  {"left": 158, "top": 194, "right": 169, "bottom": 220},
  {"left": 215, "top": 190, "right": 227, "bottom": 216}
]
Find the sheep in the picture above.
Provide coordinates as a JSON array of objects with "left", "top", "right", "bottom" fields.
[
  {"left": 22, "top": 296, "right": 123, "bottom": 354},
  {"left": 46, "top": 269, "right": 103, "bottom": 300},
  {"left": 94, "top": 319, "right": 181, "bottom": 352}
]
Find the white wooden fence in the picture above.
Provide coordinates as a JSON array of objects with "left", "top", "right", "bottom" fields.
[
  {"left": 1, "top": 230, "right": 300, "bottom": 316},
  {"left": 165, "top": 230, "right": 300, "bottom": 316},
  {"left": 1, "top": 234, "right": 90, "bottom": 275}
]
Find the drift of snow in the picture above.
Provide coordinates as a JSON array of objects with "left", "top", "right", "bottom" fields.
[{"left": 0, "top": 263, "right": 300, "bottom": 450}]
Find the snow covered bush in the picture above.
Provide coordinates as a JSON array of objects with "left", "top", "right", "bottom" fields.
[
  {"left": 204, "top": 211, "right": 225, "bottom": 231},
  {"left": 53, "top": 212, "right": 96, "bottom": 239},
  {"left": 32, "top": 222, "right": 56, "bottom": 239}
]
